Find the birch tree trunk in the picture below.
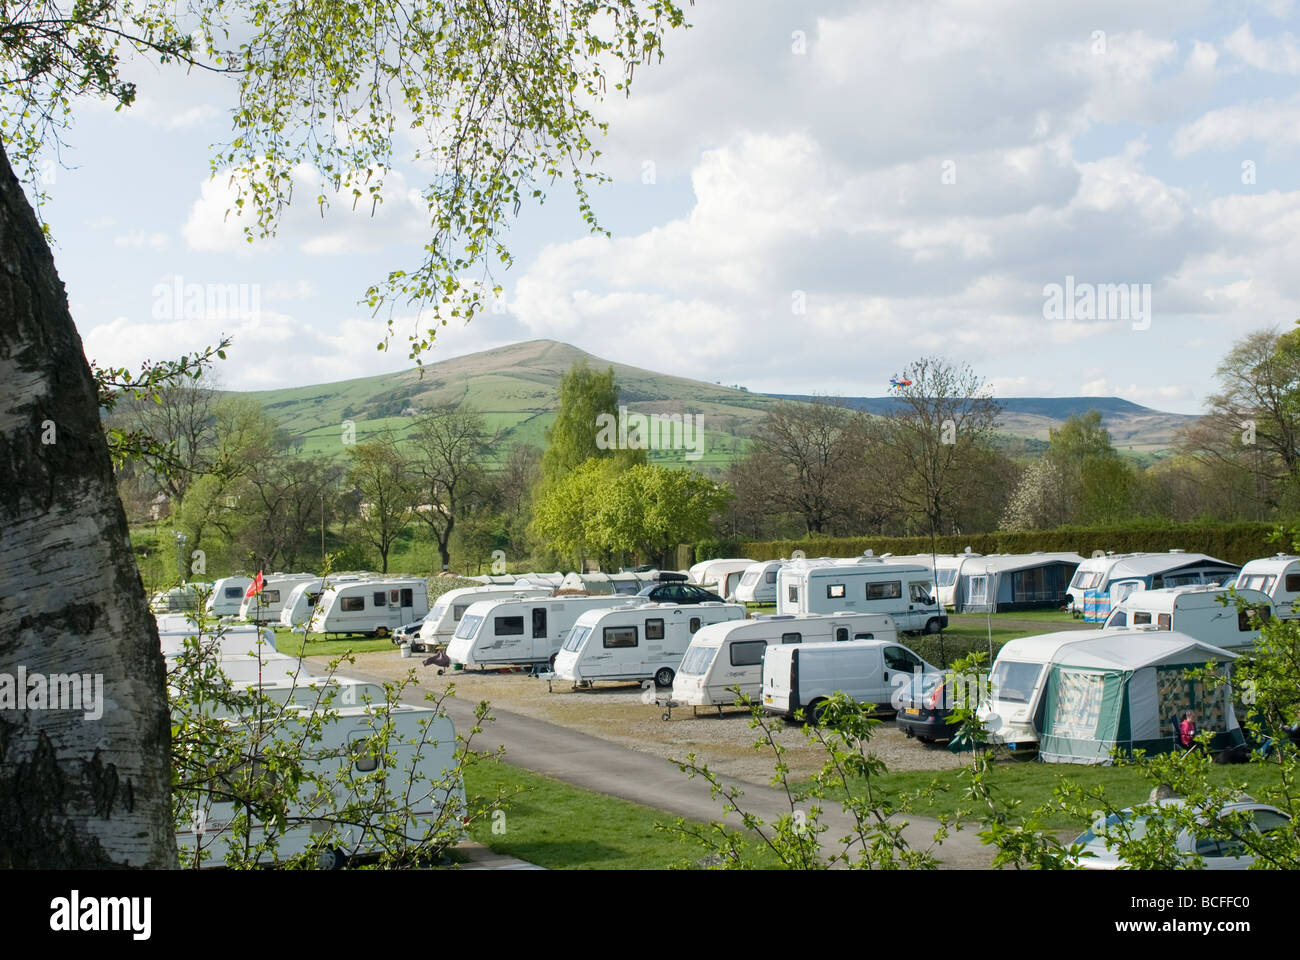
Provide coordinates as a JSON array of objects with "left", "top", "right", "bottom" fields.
[{"left": 0, "top": 142, "right": 175, "bottom": 867}]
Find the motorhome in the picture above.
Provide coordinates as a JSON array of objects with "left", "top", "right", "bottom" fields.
[
  {"left": 673, "top": 613, "right": 898, "bottom": 710},
  {"left": 174, "top": 699, "right": 462, "bottom": 869},
  {"left": 310, "top": 578, "right": 430, "bottom": 638},
  {"left": 1103, "top": 585, "right": 1272, "bottom": 651},
  {"left": 417, "top": 585, "right": 554, "bottom": 648},
  {"left": 552, "top": 602, "right": 746, "bottom": 688},
  {"left": 447, "top": 594, "right": 644, "bottom": 668},
  {"left": 206, "top": 576, "right": 253, "bottom": 616},
  {"left": 761, "top": 638, "right": 935, "bottom": 721},
  {"left": 775, "top": 556, "right": 947, "bottom": 633},
  {"left": 1236, "top": 555, "right": 1300, "bottom": 618},
  {"left": 1066, "top": 551, "right": 1240, "bottom": 621},
  {"left": 978, "top": 629, "right": 1241, "bottom": 761},
  {"left": 238, "top": 572, "right": 318, "bottom": 623}
]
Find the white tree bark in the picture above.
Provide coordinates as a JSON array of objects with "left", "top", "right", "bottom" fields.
[{"left": 0, "top": 142, "right": 175, "bottom": 867}]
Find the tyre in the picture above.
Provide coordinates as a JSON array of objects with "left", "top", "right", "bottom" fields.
[
  {"left": 549, "top": 652, "right": 558, "bottom": 669},
  {"left": 317, "top": 847, "right": 346, "bottom": 870},
  {"left": 375, "top": 626, "right": 389, "bottom": 639},
  {"left": 807, "top": 698, "right": 827, "bottom": 725},
  {"left": 924, "top": 618, "right": 942, "bottom": 635},
  {"left": 654, "top": 667, "right": 675, "bottom": 688}
]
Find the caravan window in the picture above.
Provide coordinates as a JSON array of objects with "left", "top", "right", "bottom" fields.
[
  {"left": 373, "top": 592, "right": 387, "bottom": 607},
  {"left": 781, "top": 632, "right": 802, "bottom": 644},
  {"left": 680, "top": 645, "right": 717, "bottom": 676},
  {"left": 646, "top": 619, "right": 665, "bottom": 641},
  {"left": 968, "top": 577, "right": 987, "bottom": 605},
  {"left": 389, "top": 589, "right": 401, "bottom": 604},
  {"left": 452, "top": 604, "right": 469, "bottom": 620},
  {"left": 351, "top": 739, "right": 380, "bottom": 773},
  {"left": 1071, "top": 571, "right": 1101, "bottom": 590},
  {"left": 562, "top": 626, "right": 590, "bottom": 653},
  {"left": 341, "top": 596, "right": 365, "bottom": 612},
  {"left": 1133, "top": 612, "right": 1153, "bottom": 625},
  {"left": 826, "top": 583, "right": 846, "bottom": 599},
  {"left": 495, "top": 616, "right": 524, "bottom": 636},
  {"left": 740, "top": 570, "right": 760, "bottom": 586},
  {"left": 604, "top": 626, "right": 637, "bottom": 649},
  {"left": 989, "top": 660, "right": 1041, "bottom": 703},
  {"left": 730, "top": 640, "right": 767, "bottom": 667},
  {"left": 1288, "top": 575, "right": 1300, "bottom": 593},
  {"left": 1110, "top": 611, "right": 1127, "bottom": 627},
  {"left": 261, "top": 590, "right": 281, "bottom": 604},
  {"left": 835, "top": 627, "right": 849, "bottom": 643},
  {"left": 867, "top": 581, "right": 902, "bottom": 601},
  {"left": 765, "top": 570, "right": 778, "bottom": 584},
  {"left": 938, "top": 569, "right": 957, "bottom": 587},
  {"left": 1239, "top": 607, "right": 1271, "bottom": 631},
  {"left": 400, "top": 588, "right": 414, "bottom": 607},
  {"left": 1157, "top": 614, "right": 1171, "bottom": 630},
  {"left": 787, "top": 586, "right": 799, "bottom": 604},
  {"left": 532, "top": 608, "right": 547, "bottom": 638},
  {"left": 689, "top": 617, "right": 702, "bottom": 634},
  {"left": 224, "top": 587, "right": 243, "bottom": 599},
  {"left": 455, "top": 614, "right": 483, "bottom": 640}
]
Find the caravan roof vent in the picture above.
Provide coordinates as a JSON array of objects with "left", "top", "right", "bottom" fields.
[
  {"left": 1169, "top": 549, "right": 1186, "bottom": 554},
  {"left": 863, "top": 550, "right": 874, "bottom": 558}
]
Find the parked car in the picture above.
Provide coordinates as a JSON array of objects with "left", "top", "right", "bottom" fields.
[
  {"left": 895, "top": 671, "right": 962, "bottom": 743},
  {"left": 1071, "top": 798, "right": 1291, "bottom": 869},
  {"left": 636, "top": 582, "right": 723, "bottom": 604}
]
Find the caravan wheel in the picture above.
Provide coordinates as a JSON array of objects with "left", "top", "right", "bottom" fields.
[
  {"left": 375, "top": 626, "right": 390, "bottom": 639},
  {"left": 317, "top": 847, "right": 347, "bottom": 870},
  {"left": 654, "top": 667, "right": 675, "bottom": 688}
]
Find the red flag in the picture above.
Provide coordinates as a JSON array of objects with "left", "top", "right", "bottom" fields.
[{"left": 245, "top": 571, "right": 265, "bottom": 597}]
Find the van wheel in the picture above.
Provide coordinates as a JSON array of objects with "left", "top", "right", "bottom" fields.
[
  {"left": 924, "top": 618, "right": 942, "bottom": 635},
  {"left": 654, "top": 667, "right": 675, "bottom": 688},
  {"left": 806, "top": 699, "right": 827, "bottom": 725},
  {"left": 375, "top": 626, "right": 389, "bottom": 639},
  {"left": 317, "top": 847, "right": 346, "bottom": 870}
]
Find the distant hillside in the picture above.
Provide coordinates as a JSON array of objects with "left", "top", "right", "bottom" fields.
[
  {"left": 769, "top": 394, "right": 1197, "bottom": 453},
  {"left": 238, "top": 339, "right": 1199, "bottom": 466}
]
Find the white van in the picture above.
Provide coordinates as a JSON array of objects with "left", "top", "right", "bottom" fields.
[
  {"left": 673, "top": 613, "right": 898, "bottom": 710},
  {"left": 1235, "top": 555, "right": 1300, "bottom": 618},
  {"left": 447, "top": 594, "right": 641, "bottom": 668},
  {"left": 310, "top": 578, "right": 429, "bottom": 638},
  {"left": 238, "top": 573, "right": 318, "bottom": 623},
  {"left": 1104, "top": 585, "right": 1272, "bottom": 651},
  {"left": 418, "top": 585, "right": 555, "bottom": 648},
  {"left": 761, "top": 638, "right": 935, "bottom": 722},
  {"left": 206, "top": 576, "right": 253, "bottom": 616},
  {"left": 553, "top": 602, "right": 746, "bottom": 688},
  {"left": 775, "top": 557, "right": 947, "bottom": 633}
]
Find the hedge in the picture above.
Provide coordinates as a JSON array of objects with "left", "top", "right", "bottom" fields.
[{"left": 740, "top": 522, "right": 1292, "bottom": 567}]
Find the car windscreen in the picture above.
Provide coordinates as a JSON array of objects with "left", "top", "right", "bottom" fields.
[
  {"left": 454, "top": 614, "right": 483, "bottom": 640},
  {"left": 562, "top": 625, "right": 591, "bottom": 653},
  {"left": 989, "top": 660, "right": 1043, "bottom": 704},
  {"left": 1077, "top": 812, "right": 1150, "bottom": 845},
  {"left": 679, "top": 645, "right": 718, "bottom": 676}
]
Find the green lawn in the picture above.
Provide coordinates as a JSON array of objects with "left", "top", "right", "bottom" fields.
[
  {"left": 271, "top": 626, "right": 396, "bottom": 658},
  {"left": 796, "top": 756, "right": 1285, "bottom": 832},
  {"left": 463, "top": 758, "right": 778, "bottom": 869}
]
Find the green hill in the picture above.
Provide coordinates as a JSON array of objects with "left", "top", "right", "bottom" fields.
[{"left": 235, "top": 339, "right": 1199, "bottom": 467}]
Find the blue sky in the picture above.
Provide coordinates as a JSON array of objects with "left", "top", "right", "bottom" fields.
[{"left": 26, "top": 0, "right": 1300, "bottom": 414}]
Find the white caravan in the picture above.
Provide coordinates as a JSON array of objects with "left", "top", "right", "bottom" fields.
[
  {"left": 761, "top": 638, "right": 935, "bottom": 721},
  {"left": 150, "top": 582, "right": 213, "bottom": 613},
  {"left": 553, "top": 602, "right": 746, "bottom": 687},
  {"left": 278, "top": 575, "right": 375, "bottom": 629},
  {"left": 448, "top": 594, "right": 643, "bottom": 668},
  {"left": 1104, "top": 585, "right": 1272, "bottom": 651},
  {"left": 174, "top": 700, "right": 462, "bottom": 869},
  {"left": 418, "top": 585, "right": 554, "bottom": 648},
  {"left": 673, "top": 613, "right": 898, "bottom": 710},
  {"left": 311, "top": 578, "right": 430, "bottom": 638},
  {"left": 732, "top": 558, "right": 842, "bottom": 604},
  {"left": 1236, "top": 555, "right": 1300, "bottom": 618},
  {"left": 1066, "top": 551, "right": 1239, "bottom": 619},
  {"left": 688, "top": 558, "right": 756, "bottom": 600},
  {"left": 206, "top": 576, "right": 253, "bottom": 616},
  {"left": 775, "top": 557, "right": 947, "bottom": 633},
  {"left": 238, "top": 572, "right": 318, "bottom": 623}
]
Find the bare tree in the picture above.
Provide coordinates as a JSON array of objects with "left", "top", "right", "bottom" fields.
[{"left": 406, "top": 404, "right": 497, "bottom": 572}]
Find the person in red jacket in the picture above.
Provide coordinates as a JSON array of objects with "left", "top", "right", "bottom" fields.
[{"left": 1180, "top": 710, "right": 1198, "bottom": 749}]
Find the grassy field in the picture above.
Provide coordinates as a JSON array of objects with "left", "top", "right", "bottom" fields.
[
  {"left": 271, "top": 626, "right": 396, "bottom": 658},
  {"left": 796, "top": 756, "right": 1285, "bottom": 832},
  {"left": 463, "top": 758, "right": 778, "bottom": 869}
]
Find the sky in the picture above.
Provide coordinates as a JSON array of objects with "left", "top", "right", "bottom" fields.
[{"left": 27, "top": 0, "right": 1300, "bottom": 414}]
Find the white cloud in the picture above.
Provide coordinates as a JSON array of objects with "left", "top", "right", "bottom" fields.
[
  {"left": 1172, "top": 95, "right": 1300, "bottom": 153},
  {"left": 1223, "top": 22, "right": 1300, "bottom": 74}
]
